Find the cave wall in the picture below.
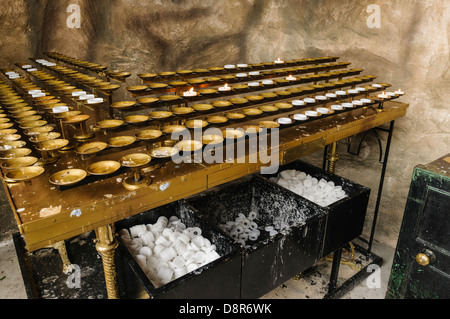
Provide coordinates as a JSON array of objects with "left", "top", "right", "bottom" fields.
[{"left": 0, "top": 0, "right": 448, "bottom": 248}]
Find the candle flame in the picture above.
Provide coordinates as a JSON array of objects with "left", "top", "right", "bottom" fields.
[
  {"left": 189, "top": 87, "right": 194, "bottom": 92},
  {"left": 224, "top": 83, "right": 229, "bottom": 88}
]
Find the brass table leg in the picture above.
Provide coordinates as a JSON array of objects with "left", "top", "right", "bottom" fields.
[
  {"left": 95, "top": 224, "right": 120, "bottom": 299},
  {"left": 326, "top": 141, "right": 339, "bottom": 173},
  {"left": 50, "top": 241, "right": 74, "bottom": 274}
]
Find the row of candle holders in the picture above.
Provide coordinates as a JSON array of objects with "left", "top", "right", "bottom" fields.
[{"left": 1, "top": 53, "right": 405, "bottom": 190}]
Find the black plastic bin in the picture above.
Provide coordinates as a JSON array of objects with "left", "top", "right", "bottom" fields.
[
  {"left": 185, "top": 174, "right": 327, "bottom": 299},
  {"left": 115, "top": 201, "right": 242, "bottom": 299},
  {"left": 260, "top": 160, "right": 371, "bottom": 257}
]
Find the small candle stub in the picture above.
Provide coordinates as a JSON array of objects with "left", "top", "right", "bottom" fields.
[
  {"left": 218, "top": 84, "right": 231, "bottom": 91},
  {"left": 183, "top": 88, "right": 198, "bottom": 97},
  {"left": 394, "top": 89, "right": 405, "bottom": 95},
  {"left": 274, "top": 58, "right": 284, "bottom": 64},
  {"left": 286, "top": 75, "right": 297, "bottom": 81},
  {"left": 377, "top": 92, "right": 389, "bottom": 99}
]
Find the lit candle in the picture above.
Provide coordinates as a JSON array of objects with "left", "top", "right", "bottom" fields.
[
  {"left": 377, "top": 92, "right": 389, "bottom": 99},
  {"left": 286, "top": 75, "right": 297, "bottom": 81},
  {"left": 183, "top": 87, "right": 198, "bottom": 97},
  {"left": 218, "top": 83, "right": 232, "bottom": 92},
  {"left": 274, "top": 58, "right": 284, "bottom": 64},
  {"left": 394, "top": 89, "right": 405, "bottom": 95}
]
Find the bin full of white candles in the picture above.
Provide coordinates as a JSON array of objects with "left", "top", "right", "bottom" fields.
[
  {"left": 186, "top": 174, "right": 328, "bottom": 298},
  {"left": 261, "top": 160, "right": 371, "bottom": 257},
  {"left": 115, "top": 201, "right": 242, "bottom": 299}
]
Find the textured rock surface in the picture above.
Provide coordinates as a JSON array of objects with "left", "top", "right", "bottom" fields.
[{"left": 0, "top": 0, "right": 448, "bottom": 248}]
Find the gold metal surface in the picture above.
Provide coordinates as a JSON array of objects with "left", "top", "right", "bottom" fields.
[
  {"left": 0, "top": 140, "right": 26, "bottom": 151},
  {"left": 126, "top": 85, "right": 148, "bottom": 94},
  {"left": 1, "top": 156, "right": 38, "bottom": 169},
  {"left": 5, "top": 166, "right": 45, "bottom": 182},
  {"left": 36, "top": 139, "right": 70, "bottom": 152},
  {"left": 49, "top": 169, "right": 88, "bottom": 186},
  {"left": 94, "top": 224, "right": 119, "bottom": 299},
  {"left": 137, "top": 97, "right": 159, "bottom": 106},
  {"left": 212, "top": 100, "right": 232, "bottom": 108},
  {"left": 29, "top": 132, "right": 61, "bottom": 143},
  {"left": 185, "top": 119, "right": 208, "bottom": 129},
  {"left": 96, "top": 119, "right": 124, "bottom": 130},
  {"left": 87, "top": 161, "right": 121, "bottom": 176},
  {"left": 174, "top": 140, "right": 203, "bottom": 152},
  {"left": 107, "top": 136, "right": 136, "bottom": 148},
  {"left": 158, "top": 95, "right": 182, "bottom": 101},
  {"left": 242, "top": 108, "right": 263, "bottom": 116},
  {"left": 149, "top": 147, "right": 178, "bottom": 158},
  {"left": 202, "top": 134, "right": 224, "bottom": 145},
  {"left": 259, "top": 121, "right": 280, "bottom": 129},
  {"left": 222, "top": 128, "right": 245, "bottom": 140},
  {"left": 162, "top": 125, "right": 187, "bottom": 134},
  {"left": 135, "top": 129, "right": 163, "bottom": 141},
  {"left": 242, "top": 125, "right": 263, "bottom": 134},
  {"left": 192, "top": 104, "right": 214, "bottom": 112},
  {"left": 0, "top": 148, "right": 32, "bottom": 159},
  {"left": 149, "top": 111, "right": 173, "bottom": 119},
  {"left": 172, "top": 107, "right": 194, "bottom": 115},
  {"left": 124, "top": 115, "right": 149, "bottom": 124},
  {"left": 206, "top": 115, "right": 228, "bottom": 124},
  {"left": 111, "top": 101, "right": 137, "bottom": 109},
  {"left": 120, "top": 153, "right": 152, "bottom": 168},
  {"left": 75, "top": 141, "right": 108, "bottom": 155},
  {"left": 226, "top": 112, "right": 246, "bottom": 120}
]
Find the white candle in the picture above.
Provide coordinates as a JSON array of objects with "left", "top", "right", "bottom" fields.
[
  {"left": 236, "top": 73, "right": 248, "bottom": 78},
  {"left": 331, "top": 105, "right": 344, "bottom": 111},
  {"left": 335, "top": 90, "right": 347, "bottom": 96},
  {"left": 394, "top": 89, "right": 405, "bottom": 95},
  {"left": 183, "top": 88, "right": 198, "bottom": 97},
  {"left": 224, "top": 64, "right": 235, "bottom": 69},
  {"left": 315, "top": 95, "right": 328, "bottom": 101},
  {"left": 386, "top": 92, "right": 396, "bottom": 97},
  {"left": 79, "top": 94, "right": 95, "bottom": 100},
  {"left": 292, "top": 100, "right": 305, "bottom": 106},
  {"left": 218, "top": 84, "right": 231, "bottom": 92},
  {"left": 248, "top": 82, "right": 260, "bottom": 87},
  {"left": 377, "top": 92, "right": 389, "bottom": 99},
  {"left": 249, "top": 71, "right": 260, "bottom": 76},
  {"left": 52, "top": 106, "right": 69, "bottom": 113},
  {"left": 72, "top": 91, "right": 87, "bottom": 97},
  {"left": 326, "top": 93, "right": 337, "bottom": 98},
  {"left": 237, "top": 64, "right": 248, "bottom": 68},
  {"left": 348, "top": 89, "right": 359, "bottom": 94},
  {"left": 88, "top": 98, "right": 104, "bottom": 104},
  {"left": 293, "top": 114, "right": 308, "bottom": 121},
  {"left": 274, "top": 58, "right": 284, "bottom": 64},
  {"left": 286, "top": 75, "right": 297, "bottom": 81},
  {"left": 304, "top": 98, "right": 316, "bottom": 104},
  {"left": 262, "top": 79, "right": 274, "bottom": 85}
]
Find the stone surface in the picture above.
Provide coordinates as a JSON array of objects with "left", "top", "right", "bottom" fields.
[{"left": 0, "top": 0, "right": 448, "bottom": 248}]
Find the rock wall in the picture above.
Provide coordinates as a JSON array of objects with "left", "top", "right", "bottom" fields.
[{"left": 0, "top": 0, "right": 448, "bottom": 248}]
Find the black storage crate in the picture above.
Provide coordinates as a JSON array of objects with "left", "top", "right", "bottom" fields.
[
  {"left": 115, "top": 201, "right": 242, "bottom": 299},
  {"left": 185, "top": 174, "right": 327, "bottom": 299},
  {"left": 260, "top": 160, "right": 371, "bottom": 257}
]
